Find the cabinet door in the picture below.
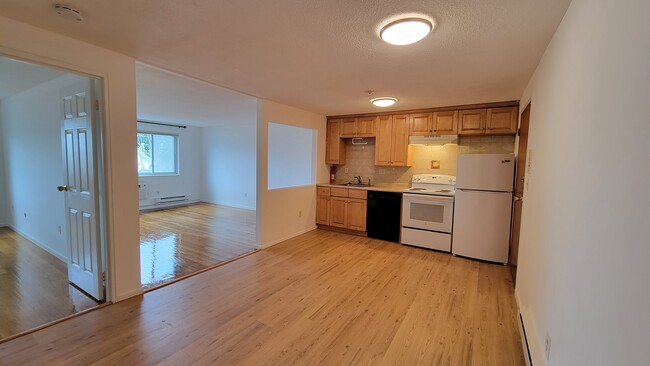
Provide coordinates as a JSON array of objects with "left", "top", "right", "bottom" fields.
[
  {"left": 347, "top": 198, "right": 367, "bottom": 231},
  {"left": 409, "top": 113, "right": 432, "bottom": 136},
  {"left": 432, "top": 110, "right": 458, "bottom": 134},
  {"left": 390, "top": 114, "right": 411, "bottom": 166},
  {"left": 486, "top": 107, "right": 518, "bottom": 135},
  {"left": 326, "top": 120, "right": 346, "bottom": 164},
  {"left": 356, "top": 116, "right": 377, "bottom": 137},
  {"left": 329, "top": 197, "right": 348, "bottom": 228},
  {"left": 458, "top": 109, "right": 487, "bottom": 135},
  {"left": 375, "top": 115, "right": 393, "bottom": 166},
  {"left": 316, "top": 194, "right": 330, "bottom": 225},
  {"left": 340, "top": 118, "right": 357, "bottom": 138}
]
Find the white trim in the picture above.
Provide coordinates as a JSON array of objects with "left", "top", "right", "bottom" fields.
[
  {"left": 4, "top": 224, "right": 67, "bottom": 262},
  {"left": 516, "top": 289, "right": 546, "bottom": 366},
  {"left": 260, "top": 226, "right": 317, "bottom": 249},
  {"left": 114, "top": 286, "right": 144, "bottom": 302}
]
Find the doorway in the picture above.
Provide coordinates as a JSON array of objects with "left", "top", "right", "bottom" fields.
[
  {"left": 510, "top": 102, "right": 531, "bottom": 284},
  {"left": 0, "top": 56, "right": 107, "bottom": 341},
  {"left": 135, "top": 63, "right": 259, "bottom": 290}
]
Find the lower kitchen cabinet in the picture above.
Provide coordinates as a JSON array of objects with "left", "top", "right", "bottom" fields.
[{"left": 316, "top": 187, "right": 367, "bottom": 233}]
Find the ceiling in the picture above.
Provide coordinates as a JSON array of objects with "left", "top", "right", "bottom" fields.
[
  {"left": 0, "top": 0, "right": 571, "bottom": 116},
  {"left": 136, "top": 63, "right": 257, "bottom": 127},
  {"left": 0, "top": 57, "right": 64, "bottom": 100}
]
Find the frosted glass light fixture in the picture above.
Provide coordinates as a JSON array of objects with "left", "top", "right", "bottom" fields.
[
  {"left": 380, "top": 18, "right": 433, "bottom": 45},
  {"left": 370, "top": 97, "right": 398, "bottom": 107}
]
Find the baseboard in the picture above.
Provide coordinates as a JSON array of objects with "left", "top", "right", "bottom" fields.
[
  {"left": 5, "top": 224, "right": 67, "bottom": 262},
  {"left": 139, "top": 199, "right": 200, "bottom": 212},
  {"left": 516, "top": 289, "right": 546, "bottom": 366},
  {"left": 201, "top": 199, "right": 256, "bottom": 211},
  {"left": 114, "top": 286, "right": 144, "bottom": 302},
  {"left": 261, "top": 226, "right": 317, "bottom": 249}
]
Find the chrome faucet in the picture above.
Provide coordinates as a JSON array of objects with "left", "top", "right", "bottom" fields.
[{"left": 355, "top": 176, "right": 362, "bottom": 184}]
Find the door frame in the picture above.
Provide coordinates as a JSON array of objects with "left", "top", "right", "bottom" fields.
[{"left": 0, "top": 48, "right": 115, "bottom": 302}]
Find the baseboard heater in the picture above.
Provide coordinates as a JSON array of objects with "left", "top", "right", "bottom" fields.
[{"left": 155, "top": 195, "right": 189, "bottom": 204}]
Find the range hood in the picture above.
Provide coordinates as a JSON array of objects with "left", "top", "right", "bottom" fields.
[{"left": 409, "top": 135, "right": 459, "bottom": 146}]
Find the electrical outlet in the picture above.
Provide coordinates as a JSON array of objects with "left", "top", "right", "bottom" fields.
[
  {"left": 545, "top": 332, "right": 552, "bottom": 361},
  {"left": 298, "top": 211, "right": 302, "bottom": 218},
  {"left": 344, "top": 167, "right": 349, "bottom": 173},
  {"left": 58, "top": 225, "right": 62, "bottom": 234}
]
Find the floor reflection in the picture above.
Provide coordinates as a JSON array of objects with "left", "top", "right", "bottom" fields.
[
  {"left": 140, "top": 232, "right": 182, "bottom": 287},
  {"left": 139, "top": 203, "right": 257, "bottom": 289}
]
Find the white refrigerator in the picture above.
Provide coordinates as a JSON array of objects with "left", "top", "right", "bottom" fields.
[{"left": 452, "top": 154, "right": 515, "bottom": 264}]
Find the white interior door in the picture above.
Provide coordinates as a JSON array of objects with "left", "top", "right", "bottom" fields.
[{"left": 60, "top": 80, "right": 104, "bottom": 301}]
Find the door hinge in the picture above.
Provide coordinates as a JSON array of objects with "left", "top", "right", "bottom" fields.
[
  {"left": 517, "top": 128, "right": 521, "bottom": 136},
  {"left": 102, "top": 272, "right": 106, "bottom": 282}
]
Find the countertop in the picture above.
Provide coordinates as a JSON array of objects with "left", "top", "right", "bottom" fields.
[{"left": 317, "top": 182, "right": 410, "bottom": 193}]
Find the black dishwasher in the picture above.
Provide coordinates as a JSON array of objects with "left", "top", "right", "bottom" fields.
[{"left": 366, "top": 191, "right": 402, "bottom": 242}]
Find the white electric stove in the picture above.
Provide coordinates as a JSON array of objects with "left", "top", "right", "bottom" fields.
[{"left": 401, "top": 174, "right": 456, "bottom": 252}]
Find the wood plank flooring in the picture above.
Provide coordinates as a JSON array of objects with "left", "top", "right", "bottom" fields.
[
  {"left": 0, "top": 227, "right": 98, "bottom": 341},
  {"left": 0, "top": 229, "right": 524, "bottom": 365},
  {"left": 140, "top": 203, "right": 257, "bottom": 288}
]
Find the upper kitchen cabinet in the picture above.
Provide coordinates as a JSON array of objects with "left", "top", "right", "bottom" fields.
[
  {"left": 340, "top": 117, "right": 376, "bottom": 137},
  {"left": 486, "top": 107, "right": 518, "bottom": 135},
  {"left": 410, "top": 111, "right": 458, "bottom": 135},
  {"left": 459, "top": 107, "right": 518, "bottom": 135},
  {"left": 432, "top": 110, "right": 459, "bottom": 134},
  {"left": 376, "top": 114, "right": 412, "bottom": 167},
  {"left": 458, "top": 109, "right": 487, "bottom": 135},
  {"left": 356, "top": 116, "right": 377, "bottom": 137},
  {"left": 326, "top": 119, "right": 346, "bottom": 164},
  {"left": 409, "top": 113, "right": 433, "bottom": 136}
]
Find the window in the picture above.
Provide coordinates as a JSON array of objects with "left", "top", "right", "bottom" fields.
[
  {"left": 267, "top": 122, "right": 316, "bottom": 190},
  {"left": 137, "top": 132, "right": 178, "bottom": 175}
]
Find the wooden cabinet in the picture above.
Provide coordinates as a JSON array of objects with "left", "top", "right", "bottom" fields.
[
  {"left": 458, "top": 109, "right": 487, "bottom": 135},
  {"left": 316, "top": 187, "right": 331, "bottom": 225},
  {"left": 340, "top": 117, "right": 376, "bottom": 138},
  {"left": 458, "top": 107, "right": 517, "bottom": 135},
  {"left": 410, "top": 111, "right": 458, "bottom": 135},
  {"left": 375, "top": 114, "right": 412, "bottom": 167},
  {"left": 409, "top": 113, "right": 433, "bottom": 136},
  {"left": 432, "top": 110, "right": 458, "bottom": 134},
  {"left": 326, "top": 119, "right": 346, "bottom": 164},
  {"left": 486, "top": 107, "right": 518, "bottom": 135},
  {"left": 356, "top": 116, "right": 377, "bottom": 137},
  {"left": 316, "top": 187, "right": 367, "bottom": 232}
]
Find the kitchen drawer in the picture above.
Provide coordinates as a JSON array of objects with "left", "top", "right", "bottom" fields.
[
  {"left": 348, "top": 189, "right": 367, "bottom": 199},
  {"left": 317, "top": 187, "right": 331, "bottom": 196},
  {"left": 330, "top": 187, "right": 349, "bottom": 197}
]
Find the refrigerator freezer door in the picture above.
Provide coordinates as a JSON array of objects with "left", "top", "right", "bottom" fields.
[
  {"left": 452, "top": 189, "right": 513, "bottom": 263},
  {"left": 456, "top": 154, "right": 515, "bottom": 191}
]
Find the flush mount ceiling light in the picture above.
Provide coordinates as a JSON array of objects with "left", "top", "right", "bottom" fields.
[
  {"left": 54, "top": 4, "right": 84, "bottom": 22},
  {"left": 370, "top": 97, "right": 398, "bottom": 107},
  {"left": 380, "top": 18, "right": 433, "bottom": 45}
]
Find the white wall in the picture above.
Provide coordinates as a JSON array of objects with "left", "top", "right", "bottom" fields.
[
  {"left": 202, "top": 124, "right": 257, "bottom": 210},
  {"left": 0, "top": 119, "right": 6, "bottom": 226},
  {"left": 137, "top": 122, "right": 202, "bottom": 209},
  {"left": 515, "top": 1, "right": 650, "bottom": 365},
  {"left": 256, "top": 99, "right": 327, "bottom": 248},
  {"left": 0, "top": 74, "right": 88, "bottom": 260},
  {"left": 0, "top": 16, "right": 142, "bottom": 301}
]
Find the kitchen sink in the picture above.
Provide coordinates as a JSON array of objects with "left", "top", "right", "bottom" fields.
[{"left": 339, "top": 183, "right": 372, "bottom": 187}]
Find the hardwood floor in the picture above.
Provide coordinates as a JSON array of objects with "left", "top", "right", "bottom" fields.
[
  {"left": 140, "top": 203, "right": 257, "bottom": 289},
  {"left": 0, "top": 229, "right": 524, "bottom": 365},
  {"left": 0, "top": 227, "right": 98, "bottom": 341}
]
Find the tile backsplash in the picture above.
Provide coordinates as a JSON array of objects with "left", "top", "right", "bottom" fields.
[{"left": 334, "top": 136, "right": 515, "bottom": 184}]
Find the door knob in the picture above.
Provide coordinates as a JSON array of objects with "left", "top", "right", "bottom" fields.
[{"left": 57, "top": 185, "right": 68, "bottom": 192}]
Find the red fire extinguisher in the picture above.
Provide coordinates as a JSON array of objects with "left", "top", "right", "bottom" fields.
[{"left": 329, "top": 166, "right": 336, "bottom": 184}]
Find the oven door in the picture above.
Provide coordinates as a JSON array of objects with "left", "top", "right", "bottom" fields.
[{"left": 402, "top": 193, "right": 454, "bottom": 233}]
